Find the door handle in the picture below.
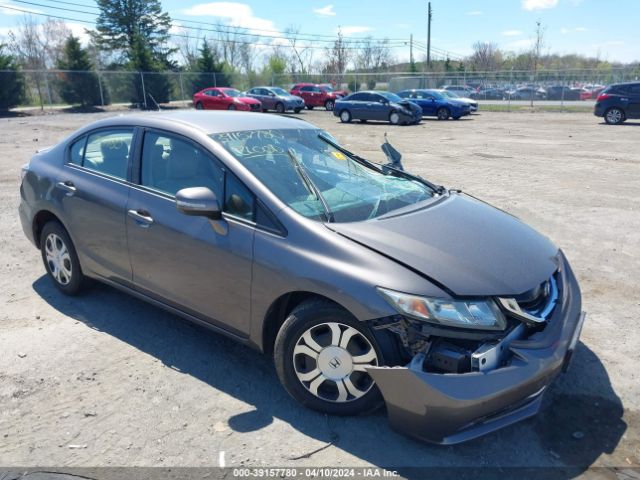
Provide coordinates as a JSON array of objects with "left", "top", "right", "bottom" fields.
[
  {"left": 56, "top": 181, "right": 76, "bottom": 196},
  {"left": 128, "top": 209, "right": 154, "bottom": 227}
]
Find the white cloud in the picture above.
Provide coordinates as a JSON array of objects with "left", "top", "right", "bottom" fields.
[
  {"left": 561, "top": 26, "right": 588, "bottom": 34},
  {"left": 522, "top": 0, "right": 558, "bottom": 11},
  {"left": 65, "top": 22, "right": 91, "bottom": 44},
  {"left": 502, "top": 30, "right": 523, "bottom": 36},
  {"left": 465, "top": 10, "right": 483, "bottom": 16},
  {"left": 182, "top": 2, "right": 280, "bottom": 36},
  {"left": 339, "top": 25, "right": 373, "bottom": 36},
  {"left": 507, "top": 38, "right": 534, "bottom": 50},
  {"left": 313, "top": 4, "right": 335, "bottom": 17}
]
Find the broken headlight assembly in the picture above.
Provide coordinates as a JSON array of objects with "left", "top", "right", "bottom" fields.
[{"left": 377, "top": 287, "right": 507, "bottom": 331}]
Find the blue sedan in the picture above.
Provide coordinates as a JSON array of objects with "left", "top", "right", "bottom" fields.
[
  {"left": 333, "top": 91, "right": 422, "bottom": 125},
  {"left": 396, "top": 89, "right": 470, "bottom": 120}
]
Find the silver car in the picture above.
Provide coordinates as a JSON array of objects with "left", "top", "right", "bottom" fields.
[
  {"left": 19, "top": 111, "right": 584, "bottom": 444},
  {"left": 244, "top": 86, "right": 304, "bottom": 113}
]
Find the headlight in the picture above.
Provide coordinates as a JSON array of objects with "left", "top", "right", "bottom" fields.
[{"left": 377, "top": 287, "right": 507, "bottom": 331}]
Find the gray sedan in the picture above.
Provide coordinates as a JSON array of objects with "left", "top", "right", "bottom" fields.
[
  {"left": 244, "top": 86, "right": 304, "bottom": 113},
  {"left": 19, "top": 111, "right": 584, "bottom": 444}
]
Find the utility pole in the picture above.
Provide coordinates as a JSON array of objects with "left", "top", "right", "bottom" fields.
[
  {"left": 410, "top": 34, "right": 414, "bottom": 67},
  {"left": 426, "top": 1, "right": 432, "bottom": 69}
]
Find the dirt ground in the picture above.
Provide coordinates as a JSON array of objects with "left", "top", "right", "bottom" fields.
[{"left": 0, "top": 108, "right": 639, "bottom": 475}]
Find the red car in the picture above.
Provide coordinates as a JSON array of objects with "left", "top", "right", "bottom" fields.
[
  {"left": 290, "top": 83, "right": 340, "bottom": 110},
  {"left": 319, "top": 83, "right": 349, "bottom": 98},
  {"left": 193, "top": 87, "right": 261, "bottom": 111}
]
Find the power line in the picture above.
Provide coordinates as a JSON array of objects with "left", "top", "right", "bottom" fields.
[
  {"left": 1, "top": 4, "right": 408, "bottom": 51},
  {"left": 34, "top": 0, "right": 412, "bottom": 44}
]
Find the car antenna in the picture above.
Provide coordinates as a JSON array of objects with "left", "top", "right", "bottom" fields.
[{"left": 381, "top": 132, "right": 404, "bottom": 171}]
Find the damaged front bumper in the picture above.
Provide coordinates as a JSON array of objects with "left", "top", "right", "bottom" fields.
[{"left": 367, "top": 252, "right": 585, "bottom": 445}]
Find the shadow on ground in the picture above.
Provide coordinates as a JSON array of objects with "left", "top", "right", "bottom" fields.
[{"left": 33, "top": 276, "right": 628, "bottom": 478}]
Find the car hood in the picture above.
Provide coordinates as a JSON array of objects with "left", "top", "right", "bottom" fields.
[
  {"left": 239, "top": 96, "right": 261, "bottom": 104},
  {"left": 393, "top": 100, "right": 422, "bottom": 114},
  {"left": 326, "top": 193, "right": 559, "bottom": 297}
]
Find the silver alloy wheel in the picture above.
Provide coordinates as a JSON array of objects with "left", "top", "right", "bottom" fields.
[
  {"left": 340, "top": 110, "right": 350, "bottom": 122},
  {"left": 606, "top": 108, "right": 622, "bottom": 124},
  {"left": 44, "top": 233, "right": 72, "bottom": 285},
  {"left": 390, "top": 112, "right": 400, "bottom": 124},
  {"left": 325, "top": 100, "right": 334, "bottom": 111},
  {"left": 293, "top": 322, "right": 378, "bottom": 403}
]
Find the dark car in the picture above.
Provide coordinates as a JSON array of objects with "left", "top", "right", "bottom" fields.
[
  {"left": 193, "top": 87, "right": 262, "bottom": 111},
  {"left": 20, "top": 111, "right": 584, "bottom": 445},
  {"left": 244, "top": 86, "right": 304, "bottom": 113},
  {"left": 397, "top": 89, "right": 470, "bottom": 120},
  {"left": 594, "top": 82, "right": 640, "bottom": 124},
  {"left": 290, "top": 83, "right": 339, "bottom": 111},
  {"left": 477, "top": 87, "right": 506, "bottom": 100},
  {"left": 443, "top": 85, "right": 478, "bottom": 99},
  {"left": 333, "top": 91, "right": 422, "bottom": 125},
  {"left": 545, "top": 86, "right": 581, "bottom": 101},
  {"left": 506, "top": 86, "right": 547, "bottom": 101}
]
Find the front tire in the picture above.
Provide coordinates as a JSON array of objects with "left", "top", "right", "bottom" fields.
[
  {"left": 306, "top": 105, "right": 314, "bottom": 110},
  {"left": 195, "top": 102, "right": 204, "bottom": 110},
  {"left": 275, "top": 102, "right": 285, "bottom": 114},
  {"left": 437, "top": 107, "right": 450, "bottom": 120},
  {"left": 389, "top": 111, "right": 400, "bottom": 125},
  {"left": 339, "top": 109, "right": 352, "bottom": 123},
  {"left": 604, "top": 107, "right": 625, "bottom": 125},
  {"left": 294, "top": 107, "right": 303, "bottom": 114},
  {"left": 325, "top": 100, "right": 335, "bottom": 111},
  {"left": 40, "top": 221, "right": 86, "bottom": 296},
  {"left": 228, "top": 104, "right": 236, "bottom": 110},
  {"left": 274, "top": 301, "right": 392, "bottom": 415}
]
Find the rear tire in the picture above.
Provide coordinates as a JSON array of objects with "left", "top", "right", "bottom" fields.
[
  {"left": 339, "top": 110, "right": 352, "bottom": 123},
  {"left": 274, "top": 300, "right": 400, "bottom": 415},
  {"left": 40, "top": 221, "right": 87, "bottom": 296},
  {"left": 437, "top": 107, "right": 450, "bottom": 120},
  {"left": 604, "top": 107, "right": 625, "bottom": 125}
]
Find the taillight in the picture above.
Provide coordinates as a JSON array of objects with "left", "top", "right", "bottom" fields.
[{"left": 596, "top": 93, "right": 611, "bottom": 102}]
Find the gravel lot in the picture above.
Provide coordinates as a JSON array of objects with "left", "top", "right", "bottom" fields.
[{"left": 0, "top": 108, "right": 638, "bottom": 475}]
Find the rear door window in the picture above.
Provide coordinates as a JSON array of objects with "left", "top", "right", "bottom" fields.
[
  {"left": 83, "top": 129, "right": 134, "bottom": 180},
  {"left": 69, "top": 136, "right": 86, "bottom": 166}
]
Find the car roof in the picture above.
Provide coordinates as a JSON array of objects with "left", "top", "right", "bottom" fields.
[{"left": 87, "top": 111, "right": 315, "bottom": 135}]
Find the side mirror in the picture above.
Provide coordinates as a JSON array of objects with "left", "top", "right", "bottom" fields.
[{"left": 176, "top": 187, "right": 222, "bottom": 220}]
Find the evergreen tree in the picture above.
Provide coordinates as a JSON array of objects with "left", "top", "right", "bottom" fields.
[
  {"left": 0, "top": 44, "right": 26, "bottom": 110},
  {"left": 57, "top": 35, "right": 108, "bottom": 107},
  {"left": 92, "top": 0, "right": 173, "bottom": 57},
  {"left": 129, "top": 34, "right": 172, "bottom": 106},
  {"left": 92, "top": 0, "right": 174, "bottom": 107},
  {"left": 191, "top": 40, "right": 230, "bottom": 93}
]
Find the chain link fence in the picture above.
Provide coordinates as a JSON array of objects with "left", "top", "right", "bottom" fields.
[{"left": 2, "top": 66, "right": 639, "bottom": 110}]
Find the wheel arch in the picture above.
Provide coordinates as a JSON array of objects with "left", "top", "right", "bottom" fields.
[
  {"left": 261, "top": 291, "right": 348, "bottom": 355},
  {"left": 32, "top": 209, "right": 67, "bottom": 248}
]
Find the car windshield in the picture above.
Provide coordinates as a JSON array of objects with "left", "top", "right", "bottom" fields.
[
  {"left": 271, "top": 87, "right": 289, "bottom": 96},
  {"left": 379, "top": 92, "right": 403, "bottom": 103},
  {"left": 321, "top": 85, "right": 333, "bottom": 92},
  {"left": 223, "top": 89, "right": 241, "bottom": 97},
  {"left": 211, "top": 129, "right": 434, "bottom": 223}
]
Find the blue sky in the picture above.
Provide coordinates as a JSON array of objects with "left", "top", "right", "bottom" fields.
[{"left": 1, "top": 0, "right": 638, "bottom": 63}]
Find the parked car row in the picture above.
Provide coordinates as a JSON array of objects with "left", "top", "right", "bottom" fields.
[{"left": 443, "top": 83, "right": 608, "bottom": 101}]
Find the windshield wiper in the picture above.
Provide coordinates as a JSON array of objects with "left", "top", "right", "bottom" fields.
[
  {"left": 287, "top": 148, "right": 335, "bottom": 223},
  {"left": 317, "top": 133, "right": 445, "bottom": 194}
]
